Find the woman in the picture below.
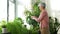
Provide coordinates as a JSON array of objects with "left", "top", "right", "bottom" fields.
[{"left": 31, "top": 3, "right": 50, "bottom": 34}]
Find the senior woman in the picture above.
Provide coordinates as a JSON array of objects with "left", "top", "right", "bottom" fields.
[{"left": 31, "top": 3, "right": 50, "bottom": 34}]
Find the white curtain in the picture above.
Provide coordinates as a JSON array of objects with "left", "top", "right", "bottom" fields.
[{"left": 0, "top": 0, "right": 7, "bottom": 21}]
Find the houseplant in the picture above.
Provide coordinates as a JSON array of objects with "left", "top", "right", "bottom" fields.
[
  {"left": 6, "top": 18, "right": 29, "bottom": 34},
  {"left": 1, "top": 20, "right": 8, "bottom": 34},
  {"left": 53, "top": 18, "right": 60, "bottom": 34},
  {"left": 24, "top": 1, "right": 40, "bottom": 29},
  {"left": 24, "top": 1, "right": 41, "bottom": 34},
  {"left": 49, "top": 17, "right": 60, "bottom": 34}
]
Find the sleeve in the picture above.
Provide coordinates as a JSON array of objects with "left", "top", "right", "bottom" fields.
[{"left": 35, "top": 12, "right": 46, "bottom": 22}]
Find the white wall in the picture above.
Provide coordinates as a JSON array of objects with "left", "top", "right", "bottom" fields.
[{"left": 50, "top": 0, "right": 60, "bottom": 22}]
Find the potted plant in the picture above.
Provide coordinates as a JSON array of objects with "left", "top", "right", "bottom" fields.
[
  {"left": 53, "top": 18, "right": 60, "bottom": 34},
  {"left": 1, "top": 20, "right": 10, "bottom": 34},
  {"left": 2, "top": 25, "right": 8, "bottom": 34},
  {"left": 24, "top": 1, "right": 41, "bottom": 34},
  {"left": 49, "top": 17, "right": 60, "bottom": 34}
]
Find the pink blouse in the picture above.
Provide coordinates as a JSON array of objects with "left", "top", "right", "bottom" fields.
[{"left": 35, "top": 10, "right": 49, "bottom": 29}]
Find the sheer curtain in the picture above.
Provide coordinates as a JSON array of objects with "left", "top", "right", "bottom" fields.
[{"left": 0, "top": 0, "right": 7, "bottom": 21}]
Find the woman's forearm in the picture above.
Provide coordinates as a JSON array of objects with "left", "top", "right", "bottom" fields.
[{"left": 34, "top": 17, "right": 40, "bottom": 23}]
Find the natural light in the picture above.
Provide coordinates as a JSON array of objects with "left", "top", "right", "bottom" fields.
[
  {"left": 0, "top": 0, "right": 7, "bottom": 21},
  {"left": 50, "top": 0, "right": 60, "bottom": 10},
  {"left": 50, "top": 0, "right": 60, "bottom": 18},
  {"left": 0, "top": 0, "right": 60, "bottom": 34},
  {"left": 0, "top": 0, "right": 32, "bottom": 29}
]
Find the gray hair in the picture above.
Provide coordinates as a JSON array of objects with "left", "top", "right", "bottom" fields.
[{"left": 38, "top": 3, "right": 46, "bottom": 8}]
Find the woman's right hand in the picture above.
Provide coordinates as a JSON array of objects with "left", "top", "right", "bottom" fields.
[{"left": 31, "top": 16, "right": 37, "bottom": 20}]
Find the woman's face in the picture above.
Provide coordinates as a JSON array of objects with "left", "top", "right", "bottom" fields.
[{"left": 39, "top": 5, "right": 43, "bottom": 11}]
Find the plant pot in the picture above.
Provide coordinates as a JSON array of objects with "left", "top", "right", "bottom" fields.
[
  {"left": 2, "top": 32, "right": 11, "bottom": 34},
  {"left": 2, "top": 28, "right": 8, "bottom": 33}
]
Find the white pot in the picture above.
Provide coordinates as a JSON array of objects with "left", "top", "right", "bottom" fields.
[{"left": 2, "top": 28, "right": 8, "bottom": 33}]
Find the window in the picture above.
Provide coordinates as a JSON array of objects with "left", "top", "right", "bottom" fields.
[
  {"left": 9, "top": 1, "right": 15, "bottom": 21},
  {"left": 9, "top": 0, "right": 32, "bottom": 22}
]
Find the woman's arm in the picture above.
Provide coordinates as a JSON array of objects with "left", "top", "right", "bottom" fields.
[{"left": 31, "top": 12, "right": 46, "bottom": 22}]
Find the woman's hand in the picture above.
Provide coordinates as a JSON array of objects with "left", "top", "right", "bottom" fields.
[
  {"left": 31, "top": 16, "right": 37, "bottom": 20},
  {"left": 31, "top": 16, "right": 39, "bottom": 22}
]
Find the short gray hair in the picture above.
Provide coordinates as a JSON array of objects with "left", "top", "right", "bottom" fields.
[{"left": 38, "top": 3, "right": 46, "bottom": 8}]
